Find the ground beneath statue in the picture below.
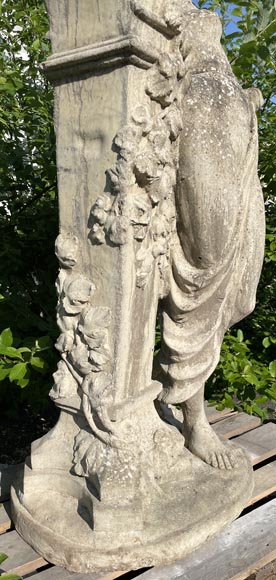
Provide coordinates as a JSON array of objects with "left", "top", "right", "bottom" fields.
[{"left": 0, "top": 405, "right": 58, "bottom": 464}]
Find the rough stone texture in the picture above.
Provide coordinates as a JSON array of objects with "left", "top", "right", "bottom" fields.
[{"left": 11, "top": 0, "right": 265, "bottom": 573}]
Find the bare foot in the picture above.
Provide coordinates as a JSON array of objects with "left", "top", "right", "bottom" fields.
[{"left": 184, "top": 421, "right": 243, "bottom": 470}]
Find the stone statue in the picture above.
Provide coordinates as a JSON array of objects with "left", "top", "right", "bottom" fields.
[
  {"left": 155, "top": 3, "right": 265, "bottom": 468},
  {"left": 11, "top": 0, "right": 265, "bottom": 573}
]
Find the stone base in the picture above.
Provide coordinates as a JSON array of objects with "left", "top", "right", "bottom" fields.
[{"left": 11, "top": 446, "right": 253, "bottom": 574}]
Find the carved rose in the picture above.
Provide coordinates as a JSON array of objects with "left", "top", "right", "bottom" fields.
[
  {"left": 92, "top": 195, "right": 112, "bottom": 225},
  {"left": 62, "top": 275, "right": 95, "bottom": 315},
  {"left": 55, "top": 330, "right": 74, "bottom": 353},
  {"left": 91, "top": 223, "right": 106, "bottom": 245},
  {"left": 55, "top": 234, "right": 79, "bottom": 269},
  {"left": 50, "top": 360, "right": 77, "bottom": 400}
]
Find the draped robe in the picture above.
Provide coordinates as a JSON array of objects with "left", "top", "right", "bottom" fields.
[{"left": 158, "top": 9, "right": 265, "bottom": 402}]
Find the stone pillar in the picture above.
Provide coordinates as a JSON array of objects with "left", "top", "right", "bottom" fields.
[{"left": 11, "top": 0, "right": 256, "bottom": 573}]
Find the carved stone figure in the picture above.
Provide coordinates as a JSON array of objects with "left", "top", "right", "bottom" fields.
[{"left": 11, "top": 0, "right": 265, "bottom": 573}]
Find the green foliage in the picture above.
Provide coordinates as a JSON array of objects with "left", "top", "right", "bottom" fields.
[
  {"left": 0, "top": 0, "right": 58, "bottom": 416},
  {"left": 0, "top": 326, "right": 56, "bottom": 415},
  {"left": 0, "top": 576, "right": 22, "bottom": 580},
  {"left": 0, "top": 553, "right": 21, "bottom": 579},
  {"left": 206, "top": 330, "right": 276, "bottom": 420},
  {"left": 0, "top": 0, "right": 275, "bottom": 420},
  {"left": 0, "top": 553, "right": 8, "bottom": 565},
  {"left": 194, "top": 0, "right": 276, "bottom": 419}
]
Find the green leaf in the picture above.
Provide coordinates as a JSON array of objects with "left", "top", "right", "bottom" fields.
[
  {"left": 0, "top": 553, "right": 8, "bottom": 565},
  {"left": 257, "top": 45, "right": 270, "bottom": 60},
  {"left": 237, "top": 329, "right": 244, "bottom": 343},
  {"left": 30, "top": 356, "right": 46, "bottom": 370},
  {"left": 240, "top": 40, "right": 257, "bottom": 55},
  {"left": 0, "top": 574, "right": 22, "bottom": 579},
  {"left": 0, "top": 328, "right": 13, "bottom": 348},
  {"left": 17, "top": 347, "right": 32, "bottom": 354},
  {"left": 269, "top": 361, "right": 276, "bottom": 378},
  {"left": 262, "top": 337, "right": 270, "bottom": 348},
  {"left": 0, "top": 347, "right": 23, "bottom": 360},
  {"left": 266, "top": 388, "right": 276, "bottom": 401},
  {"left": 17, "top": 377, "right": 30, "bottom": 389},
  {"left": 0, "top": 366, "right": 11, "bottom": 380},
  {"left": 9, "top": 362, "right": 28, "bottom": 381}
]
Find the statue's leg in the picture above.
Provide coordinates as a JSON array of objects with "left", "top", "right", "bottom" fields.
[{"left": 181, "top": 385, "right": 242, "bottom": 469}]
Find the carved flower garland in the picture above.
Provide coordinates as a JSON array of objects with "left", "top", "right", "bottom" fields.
[
  {"left": 90, "top": 48, "right": 184, "bottom": 289},
  {"left": 52, "top": 234, "right": 113, "bottom": 449}
]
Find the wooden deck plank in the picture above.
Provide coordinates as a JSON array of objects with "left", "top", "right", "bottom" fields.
[
  {"left": 204, "top": 403, "right": 235, "bottom": 424},
  {"left": 232, "top": 423, "right": 276, "bottom": 465},
  {"left": 136, "top": 498, "right": 276, "bottom": 580},
  {"left": 34, "top": 567, "right": 128, "bottom": 580},
  {"left": 212, "top": 413, "right": 261, "bottom": 439},
  {"left": 249, "top": 461, "right": 276, "bottom": 506},
  {"left": 0, "top": 501, "right": 11, "bottom": 534},
  {"left": 0, "top": 529, "right": 47, "bottom": 576},
  {"left": 155, "top": 403, "right": 235, "bottom": 434}
]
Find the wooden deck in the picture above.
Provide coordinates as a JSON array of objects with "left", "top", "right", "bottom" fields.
[{"left": 1, "top": 407, "right": 276, "bottom": 580}]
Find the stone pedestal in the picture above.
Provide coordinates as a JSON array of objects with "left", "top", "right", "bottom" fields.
[{"left": 11, "top": 0, "right": 258, "bottom": 573}]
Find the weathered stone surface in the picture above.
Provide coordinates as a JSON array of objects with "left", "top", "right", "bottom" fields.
[{"left": 11, "top": 0, "right": 264, "bottom": 573}]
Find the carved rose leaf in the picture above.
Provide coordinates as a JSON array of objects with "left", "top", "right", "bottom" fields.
[
  {"left": 84, "top": 329, "right": 108, "bottom": 350},
  {"left": 79, "top": 306, "right": 111, "bottom": 335},
  {"left": 89, "top": 346, "right": 111, "bottom": 370},
  {"left": 84, "top": 372, "right": 113, "bottom": 408}
]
